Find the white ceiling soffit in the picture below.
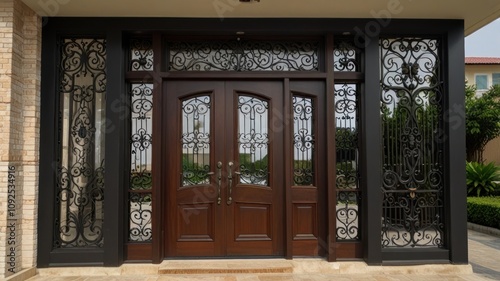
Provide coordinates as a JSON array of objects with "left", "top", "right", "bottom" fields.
[{"left": 23, "top": 0, "right": 500, "bottom": 35}]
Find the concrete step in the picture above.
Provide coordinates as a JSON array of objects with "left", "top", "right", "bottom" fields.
[{"left": 157, "top": 259, "right": 293, "bottom": 274}]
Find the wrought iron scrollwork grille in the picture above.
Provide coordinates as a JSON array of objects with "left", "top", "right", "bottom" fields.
[
  {"left": 55, "top": 38, "right": 106, "bottom": 248},
  {"left": 238, "top": 96, "right": 270, "bottom": 185},
  {"left": 130, "top": 38, "right": 153, "bottom": 71},
  {"left": 380, "top": 38, "right": 445, "bottom": 248},
  {"left": 129, "top": 83, "right": 153, "bottom": 242},
  {"left": 334, "top": 40, "right": 361, "bottom": 72},
  {"left": 181, "top": 95, "right": 211, "bottom": 186},
  {"left": 293, "top": 95, "right": 315, "bottom": 186},
  {"left": 168, "top": 40, "right": 319, "bottom": 72},
  {"left": 335, "top": 83, "right": 360, "bottom": 241}
]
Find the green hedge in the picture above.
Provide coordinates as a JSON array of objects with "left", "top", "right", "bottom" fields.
[{"left": 467, "top": 197, "right": 500, "bottom": 229}]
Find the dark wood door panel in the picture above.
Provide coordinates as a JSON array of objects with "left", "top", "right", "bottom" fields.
[
  {"left": 164, "top": 81, "right": 225, "bottom": 257},
  {"left": 164, "top": 80, "right": 284, "bottom": 257},
  {"left": 176, "top": 203, "right": 215, "bottom": 242},
  {"left": 289, "top": 80, "right": 327, "bottom": 257},
  {"left": 225, "top": 81, "right": 284, "bottom": 256}
]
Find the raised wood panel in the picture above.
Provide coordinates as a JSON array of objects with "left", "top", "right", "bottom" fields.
[
  {"left": 292, "top": 203, "right": 317, "bottom": 240},
  {"left": 335, "top": 242, "right": 363, "bottom": 259},
  {"left": 125, "top": 243, "right": 153, "bottom": 261},
  {"left": 177, "top": 203, "right": 214, "bottom": 241},
  {"left": 234, "top": 203, "right": 272, "bottom": 241}
]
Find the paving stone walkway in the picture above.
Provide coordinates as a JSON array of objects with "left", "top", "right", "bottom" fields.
[
  {"left": 468, "top": 229, "right": 500, "bottom": 280},
  {"left": 21, "top": 229, "right": 499, "bottom": 281}
]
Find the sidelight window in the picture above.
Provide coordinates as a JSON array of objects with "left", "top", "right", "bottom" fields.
[
  {"left": 333, "top": 39, "right": 362, "bottom": 242},
  {"left": 55, "top": 38, "right": 106, "bottom": 248},
  {"left": 129, "top": 83, "right": 153, "bottom": 242},
  {"left": 334, "top": 83, "right": 360, "bottom": 241}
]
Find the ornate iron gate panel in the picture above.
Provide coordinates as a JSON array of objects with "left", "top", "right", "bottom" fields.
[
  {"left": 55, "top": 38, "right": 106, "bottom": 248},
  {"left": 380, "top": 38, "right": 445, "bottom": 248}
]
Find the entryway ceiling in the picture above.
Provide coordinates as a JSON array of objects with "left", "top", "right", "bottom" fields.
[{"left": 22, "top": 0, "right": 500, "bottom": 35}]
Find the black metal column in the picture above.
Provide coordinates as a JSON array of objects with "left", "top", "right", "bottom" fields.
[
  {"left": 37, "top": 20, "right": 57, "bottom": 268},
  {"left": 103, "top": 30, "right": 126, "bottom": 266},
  {"left": 361, "top": 35, "right": 383, "bottom": 265},
  {"left": 446, "top": 22, "right": 468, "bottom": 265}
]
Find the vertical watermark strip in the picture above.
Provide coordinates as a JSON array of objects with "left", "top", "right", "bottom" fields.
[{"left": 6, "top": 165, "right": 17, "bottom": 275}]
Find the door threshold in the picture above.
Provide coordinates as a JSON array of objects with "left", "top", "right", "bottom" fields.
[{"left": 159, "top": 259, "right": 293, "bottom": 274}]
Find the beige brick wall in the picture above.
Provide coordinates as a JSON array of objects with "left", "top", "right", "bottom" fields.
[{"left": 0, "top": 0, "right": 41, "bottom": 278}]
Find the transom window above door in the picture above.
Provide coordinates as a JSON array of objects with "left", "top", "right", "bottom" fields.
[{"left": 167, "top": 40, "right": 320, "bottom": 71}]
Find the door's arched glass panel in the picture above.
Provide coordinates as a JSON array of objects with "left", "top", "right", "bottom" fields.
[
  {"left": 181, "top": 95, "right": 211, "bottom": 186},
  {"left": 293, "top": 95, "right": 315, "bottom": 186},
  {"left": 237, "top": 96, "right": 269, "bottom": 186}
]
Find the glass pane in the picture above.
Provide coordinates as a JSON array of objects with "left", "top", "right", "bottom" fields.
[
  {"left": 130, "top": 83, "right": 153, "bottom": 190},
  {"left": 130, "top": 38, "right": 153, "bottom": 71},
  {"left": 335, "top": 83, "right": 360, "bottom": 241},
  {"left": 181, "top": 96, "right": 211, "bottom": 186},
  {"left": 238, "top": 96, "right": 269, "bottom": 185},
  {"left": 56, "top": 38, "right": 106, "bottom": 248},
  {"left": 168, "top": 41, "right": 319, "bottom": 71},
  {"left": 380, "top": 38, "right": 444, "bottom": 248},
  {"left": 293, "top": 96, "right": 314, "bottom": 186},
  {"left": 335, "top": 84, "right": 358, "bottom": 189},
  {"left": 476, "top": 75, "right": 488, "bottom": 90},
  {"left": 336, "top": 191, "right": 359, "bottom": 240},
  {"left": 334, "top": 40, "right": 361, "bottom": 72},
  {"left": 129, "top": 193, "right": 152, "bottom": 242},
  {"left": 493, "top": 73, "right": 500, "bottom": 86}
]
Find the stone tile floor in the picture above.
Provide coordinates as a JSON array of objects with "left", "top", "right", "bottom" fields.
[{"left": 24, "top": 229, "right": 499, "bottom": 281}]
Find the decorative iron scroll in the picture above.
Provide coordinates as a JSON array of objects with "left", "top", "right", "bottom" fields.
[
  {"left": 334, "top": 40, "right": 361, "bottom": 72},
  {"left": 181, "top": 96, "right": 211, "bottom": 186},
  {"left": 336, "top": 191, "right": 359, "bottom": 240},
  {"left": 129, "top": 83, "right": 153, "bottom": 242},
  {"left": 293, "top": 95, "right": 314, "bottom": 185},
  {"left": 380, "top": 38, "right": 444, "bottom": 248},
  {"left": 238, "top": 96, "right": 269, "bottom": 185},
  {"left": 55, "top": 38, "right": 106, "bottom": 248},
  {"left": 130, "top": 83, "right": 153, "bottom": 190},
  {"left": 168, "top": 41, "right": 319, "bottom": 71},
  {"left": 130, "top": 38, "right": 153, "bottom": 71},
  {"left": 335, "top": 83, "right": 360, "bottom": 241},
  {"left": 129, "top": 193, "right": 152, "bottom": 242}
]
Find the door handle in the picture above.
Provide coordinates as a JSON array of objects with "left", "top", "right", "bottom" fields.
[
  {"left": 216, "top": 161, "right": 222, "bottom": 205},
  {"left": 207, "top": 161, "right": 222, "bottom": 205},
  {"left": 227, "top": 161, "right": 234, "bottom": 205},
  {"left": 207, "top": 161, "right": 223, "bottom": 205}
]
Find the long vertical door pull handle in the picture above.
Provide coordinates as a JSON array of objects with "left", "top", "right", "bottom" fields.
[
  {"left": 227, "top": 161, "right": 234, "bottom": 205},
  {"left": 216, "top": 161, "right": 222, "bottom": 205}
]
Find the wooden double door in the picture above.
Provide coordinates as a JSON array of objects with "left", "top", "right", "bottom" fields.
[{"left": 164, "top": 80, "right": 285, "bottom": 257}]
